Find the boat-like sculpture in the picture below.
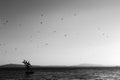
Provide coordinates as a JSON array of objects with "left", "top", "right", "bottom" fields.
[{"left": 22, "top": 60, "right": 34, "bottom": 75}]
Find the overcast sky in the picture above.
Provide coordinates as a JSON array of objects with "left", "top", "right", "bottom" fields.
[{"left": 0, "top": 0, "right": 120, "bottom": 66}]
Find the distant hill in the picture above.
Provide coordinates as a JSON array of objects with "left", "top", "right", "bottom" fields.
[
  {"left": 0, "top": 64, "right": 66, "bottom": 68},
  {"left": 0, "top": 64, "right": 43, "bottom": 68},
  {"left": 0, "top": 64, "right": 25, "bottom": 68}
]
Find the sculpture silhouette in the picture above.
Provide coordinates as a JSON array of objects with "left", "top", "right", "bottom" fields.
[{"left": 22, "top": 60, "right": 34, "bottom": 75}]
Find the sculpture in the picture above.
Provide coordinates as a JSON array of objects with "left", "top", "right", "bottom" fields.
[{"left": 22, "top": 59, "right": 34, "bottom": 75}]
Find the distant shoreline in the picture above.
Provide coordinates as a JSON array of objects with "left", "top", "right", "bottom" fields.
[{"left": 1, "top": 66, "right": 120, "bottom": 70}]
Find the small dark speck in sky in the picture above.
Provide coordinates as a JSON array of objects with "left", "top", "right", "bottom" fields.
[
  {"left": 19, "top": 24, "right": 22, "bottom": 27},
  {"left": 45, "top": 43, "right": 48, "bottom": 45},
  {"left": 37, "top": 31, "right": 40, "bottom": 33},
  {"left": 0, "top": 17, "right": 8, "bottom": 24},
  {"left": 0, "top": 43, "right": 5, "bottom": 47},
  {"left": 101, "top": 32, "right": 109, "bottom": 38},
  {"left": 41, "top": 14, "right": 44, "bottom": 17},
  {"left": 40, "top": 21, "right": 43, "bottom": 24},
  {"left": 64, "top": 34, "right": 67, "bottom": 37},
  {"left": 53, "top": 30, "right": 56, "bottom": 33},
  {"left": 61, "top": 18, "right": 64, "bottom": 21},
  {"left": 97, "top": 27, "right": 101, "bottom": 31},
  {"left": 29, "top": 36, "right": 33, "bottom": 42},
  {"left": 102, "top": 33, "right": 105, "bottom": 36},
  {"left": 30, "top": 35, "right": 32, "bottom": 39},
  {"left": 0, "top": 43, "right": 2, "bottom": 46},
  {"left": 74, "top": 13, "right": 77, "bottom": 16},
  {"left": 5, "top": 20, "right": 8, "bottom": 23},
  {"left": 15, "top": 48, "right": 17, "bottom": 51}
]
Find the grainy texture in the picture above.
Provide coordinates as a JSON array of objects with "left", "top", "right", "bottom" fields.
[{"left": 0, "top": 67, "right": 120, "bottom": 80}]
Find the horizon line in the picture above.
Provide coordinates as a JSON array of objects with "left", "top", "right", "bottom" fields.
[{"left": 1, "top": 63, "right": 120, "bottom": 67}]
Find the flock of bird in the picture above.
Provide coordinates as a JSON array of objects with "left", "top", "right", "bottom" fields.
[{"left": 0, "top": 12, "right": 110, "bottom": 54}]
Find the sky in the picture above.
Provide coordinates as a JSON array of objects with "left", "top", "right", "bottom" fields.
[{"left": 0, "top": 0, "right": 120, "bottom": 66}]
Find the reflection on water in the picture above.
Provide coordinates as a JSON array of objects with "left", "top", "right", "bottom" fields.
[{"left": 23, "top": 73, "right": 33, "bottom": 80}]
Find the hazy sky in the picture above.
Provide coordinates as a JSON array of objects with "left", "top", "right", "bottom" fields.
[{"left": 0, "top": 0, "right": 120, "bottom": 66}]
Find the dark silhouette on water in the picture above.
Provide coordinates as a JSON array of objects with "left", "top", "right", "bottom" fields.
[{"left": 22, "top": 59, "right": 34, "bottom": 75}]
